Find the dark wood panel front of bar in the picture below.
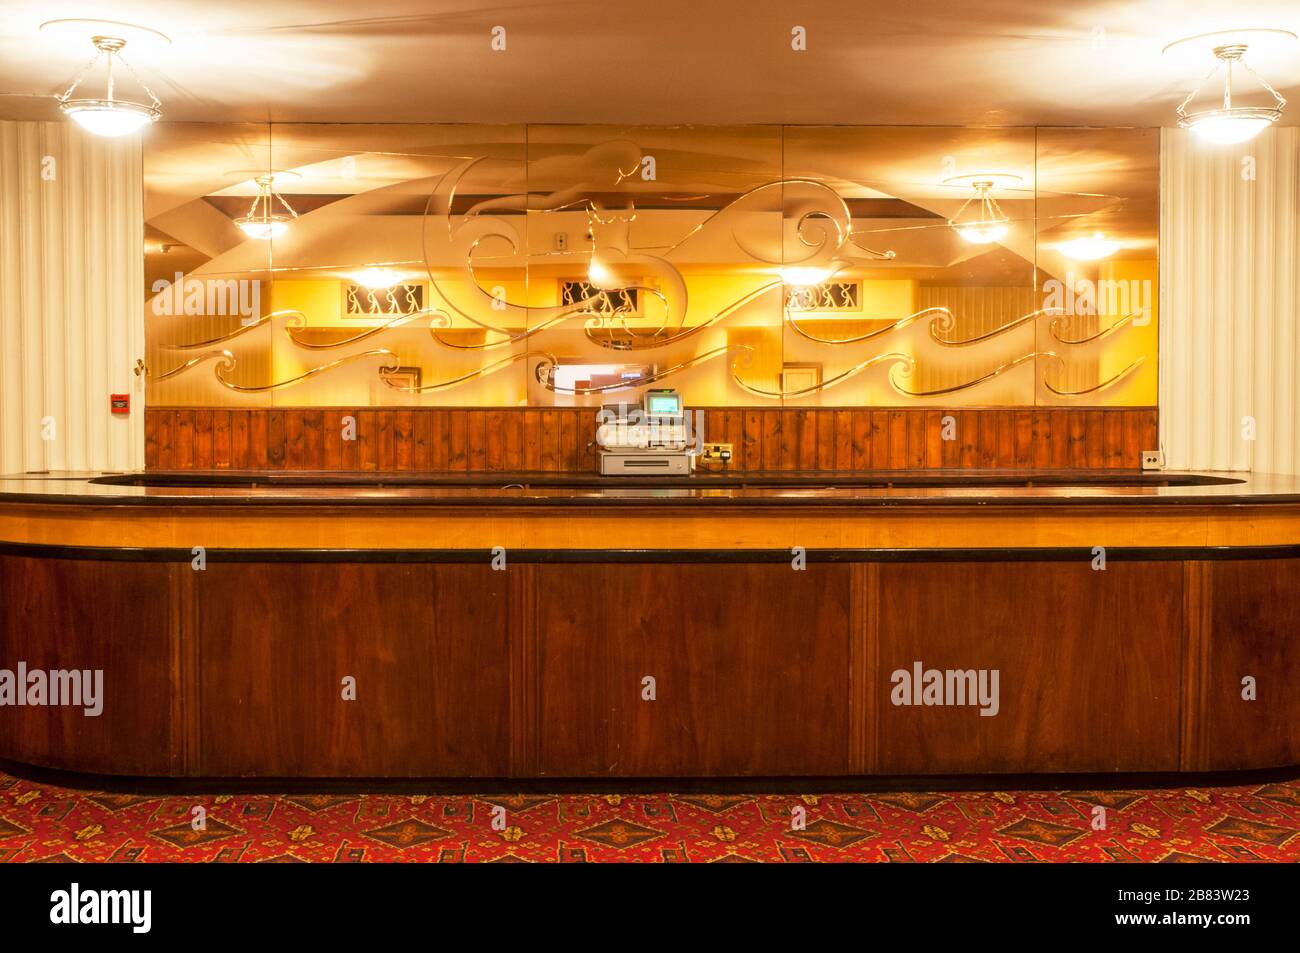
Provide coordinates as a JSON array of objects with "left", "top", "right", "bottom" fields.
[{"left": 1, "top": 474, "right": 1298, "bottom": 781}]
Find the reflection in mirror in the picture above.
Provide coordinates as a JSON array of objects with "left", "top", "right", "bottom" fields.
[{"left": 143, "top": 124, "right": 1157, "bottom": 411}]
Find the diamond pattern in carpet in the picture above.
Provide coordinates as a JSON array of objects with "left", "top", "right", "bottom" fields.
[{"left": 3, "top": 772, "right": 1300, "bottom": 862}]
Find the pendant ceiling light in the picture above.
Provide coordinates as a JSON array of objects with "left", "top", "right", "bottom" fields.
[
  {"left": 946, "top": 178, "right": 1012, "bottom": 245},
  {"left": 57, "top": 35, "right": 161, "bottom": 137},
  {"left": 1165, "top": 30, "right": 1295, "bottom": 145},
  {"left": 1176, "top": 44, "right": 1286, "bottom": 144},
  {"left": 236, "top": 175, "right": 299, "bottom": 241}
]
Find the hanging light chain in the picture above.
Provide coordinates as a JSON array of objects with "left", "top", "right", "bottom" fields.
[
  {"left": 57, "top": 38, "right": 161, "bottom": 110},
  {"left": 1176, "top": 47, "right": 1287, "bottom": 122}
]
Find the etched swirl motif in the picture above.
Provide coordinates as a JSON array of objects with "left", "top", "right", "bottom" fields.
[{"left": 151, "top": 142, "right": 1143, "bottom": 401}]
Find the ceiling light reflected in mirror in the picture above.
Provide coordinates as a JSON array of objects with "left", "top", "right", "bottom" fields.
[{"left": 1057, "top": 232, "right": 1122, "bottom": 261}]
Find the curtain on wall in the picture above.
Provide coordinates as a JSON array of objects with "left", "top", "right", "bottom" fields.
[
  {"left": 0, "top": 120, "right": 143, "bottom": 474},
  {"left": 1160, "top": 127, "right": 1300, "bottom": 474}
]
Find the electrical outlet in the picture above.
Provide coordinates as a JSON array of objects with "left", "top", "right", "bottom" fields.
[
  {"left": 701, "top": 442, "right": 734, "bottom": 464},
  {"left": 554, "top": 232, "right": 568, "bottom": 251},
  {"left": 1141, "top": 449, "right": 1165, "bottom": 471}
]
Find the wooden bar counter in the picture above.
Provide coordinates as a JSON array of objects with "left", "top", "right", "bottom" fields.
[{"left": 2, "top": 469, "right": 1299, "bottom": 780}]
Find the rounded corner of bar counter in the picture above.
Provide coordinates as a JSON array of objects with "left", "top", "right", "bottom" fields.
[{"left": 2, "top": 468, "right": 1300, "bottom": 782}]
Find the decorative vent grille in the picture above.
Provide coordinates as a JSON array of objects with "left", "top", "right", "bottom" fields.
[
  {"left": 785, "top": 280, "right": 861, "bottom": 312},
  {"left": 344, "top": 282, "right": 425, "bottom": 316},
  {"left": 560, "top": 280, "right": 641, "bottom": 317}
]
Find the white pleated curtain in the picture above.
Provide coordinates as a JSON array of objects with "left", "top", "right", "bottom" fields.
[
  {"left": 1160, "top": 127, "right": 1300, "bottom": 474},
  {"left": 0, "top": 120, "right": 144, "bottom": 474}
]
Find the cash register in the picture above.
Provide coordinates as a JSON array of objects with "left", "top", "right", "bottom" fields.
[{"left": 596, "top": 389, "right": 695, "bottom": 476}]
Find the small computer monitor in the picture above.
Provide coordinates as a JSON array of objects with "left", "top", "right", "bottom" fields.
[{"left": 644, "top": 389, "right": 682, "bottom": 418}]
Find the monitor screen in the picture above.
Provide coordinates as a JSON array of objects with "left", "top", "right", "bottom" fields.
[{"left": 645, "top": 391, "right": 682, "bottom": 416}]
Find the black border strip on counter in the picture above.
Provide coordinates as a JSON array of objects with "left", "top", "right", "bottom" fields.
[{"left": 2, "top": 542, "right": 1300, "bottom": 563}]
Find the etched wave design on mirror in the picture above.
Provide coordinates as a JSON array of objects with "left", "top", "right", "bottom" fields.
[
  {"left": 161, "top": 310, "right": 303, "bottom": 350},
  {"left": 213, "top": 349, "right": 400, "bottom": 394}
]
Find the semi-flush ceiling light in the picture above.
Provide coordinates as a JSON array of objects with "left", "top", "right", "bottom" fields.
[
  {"left": 1175, "top": 43, "right": 1287, "bottom": 144},
  {"left": 947, "top": 179, "right": 1011, "bottom": 244},
  {"left": 1058, "top": 232, "right": 1121, "bottom": 261},
  {"left": 57, "top": 35, "right": 161, "bottom": 137},
  {"left": 236, "top": 175, "right": 299, "bottom": 240},
  {"left": 778, "top": 266, "right": 833, "bottom": 287},
  {"left": 351, "top": 268, "right": 402, "bottom": 288},
  {"left": 587, "top": 256, "right": 618, "bottom": 289}
]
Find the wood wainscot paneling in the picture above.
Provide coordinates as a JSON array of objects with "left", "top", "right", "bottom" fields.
[
  {"left": 145, "top": 406, "right": 1158, "bottom": 472},
  {"left": 872, "top": 561, "right": 1184, "bottom": 774},
  {"left": 533, "top": 563, "right": 853, "bottom": 776}
]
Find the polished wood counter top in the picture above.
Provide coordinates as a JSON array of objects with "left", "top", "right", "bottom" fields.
[
  {"left": 0, "top": 468, "right": 1296, "bottom": 507},
  {"left": 1, "top": 469, "right": 1298, "bottom": 553}
]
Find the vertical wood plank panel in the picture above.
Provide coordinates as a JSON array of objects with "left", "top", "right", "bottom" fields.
[
  {"left": 283, "top": 409, "right": 304, "bottom": 470},
  {"left": 229, "top": 410, "right": 249, "bottom": 470},
  {"left": 540, "top": 410, "right": 560, "bottom": 472},
  {"left": 467, "top": 410, "right": 489, "bottom": 472},
  {"left": 210, "top": 411, "right": 230, "bottom": 470},
  {"left": 743, "top": 410, "right": 763, "bottom": 472},
  {"left": 762, "top": 410, "right": 781, "bottom": 471},
  {"left": 248, "top": 411, "right": 268, "bottom": 469},
  {"left": 143, "top": 406, "right": 1155, "bottom": 474},
  {"left": 834, "top": 410, "right": 853, "bottom": 471},
  {"left": 393, "top": 410, "right": 413, "bottom": 472},
  {"left": 521, "top": 410, "right": 541, "bottom": 471},
  {"left": 852, "top": 411, "right": 871, "bottom": 471},
  {"left": 447, "top": 410, "right": 468, "bottom": 471},
  {"left": 193, "top": 410, "right": 213, "bottom": 469}
]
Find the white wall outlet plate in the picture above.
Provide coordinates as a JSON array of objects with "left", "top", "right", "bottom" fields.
[{"left": 1141, "top": 449, "right": 1165, "bottom": 471}]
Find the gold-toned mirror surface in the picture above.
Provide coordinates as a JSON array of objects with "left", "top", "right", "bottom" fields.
[{"left": 143, "top": 124, "right": 1158, "bottom": 408}]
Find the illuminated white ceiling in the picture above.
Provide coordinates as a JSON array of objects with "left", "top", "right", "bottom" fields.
[{"left": 1, "top": 0, "right": 1298, "bottom": 125}]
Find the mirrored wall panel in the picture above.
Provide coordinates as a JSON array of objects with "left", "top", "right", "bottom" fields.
[{"left": 144, "top": 124, "right": 1158, "bottom": 408}]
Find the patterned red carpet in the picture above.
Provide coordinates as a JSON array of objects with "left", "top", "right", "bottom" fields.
[{"left": 2, "top": 772, "right": 1299, "bottom": 862}]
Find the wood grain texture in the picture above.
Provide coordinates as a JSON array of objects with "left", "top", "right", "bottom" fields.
[
  {"left": 2, "top": 552, "right": 1300, "bottom": 779},
  {"left": 195, "top": 563, "right": 512, "bottom": 777},
  {"left": 1194, "top": 559, "right": 1300, "bottom": 771},
  {"left": 145, "top": 407, "right": 1158, "bottom": 472},
  {"left": 0, "top": 555, "right": 177, "bottom": 775},
  {"left": 533, "top": 563, "right": 852, "bottom": 776},
  {"left": 5, "top": 502, "right": 1297, "bottom": 552},
  {"left": 874, "top": 561, "right": 1184, "bottom": 773}
]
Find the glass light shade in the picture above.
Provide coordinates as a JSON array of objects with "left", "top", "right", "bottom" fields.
[
  {"left": 237, "top": 218, "right": 290, "bottom": 240},
  {"left": 1181, "top": 107, "right": 1280, "bottom": 145},
  {"left": 955, "top": 222, "right": 1008, "bottom": 244},
  {"left": 1058, "top": 232, "right": 1121, "bottom": 261},
  {"left": 61, "top": 100, "right": 157, "bottom": 137},
  {"left": 778, "top": 266, "right": 832, "bottom": 287},
  {"left": 352, "top": 268, "right": 401, "bottom": 288},
  {"left": 587, "top": 258, "right": 619, "bottom": 289}
]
